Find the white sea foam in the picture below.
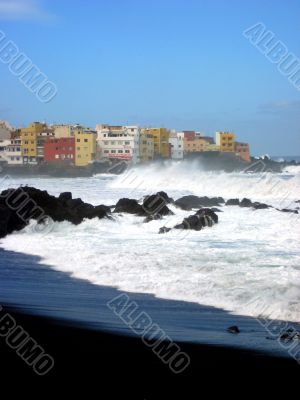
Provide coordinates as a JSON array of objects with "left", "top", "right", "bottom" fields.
[{"left": 0, "top": 163, "right": 299, "bottom": 321}]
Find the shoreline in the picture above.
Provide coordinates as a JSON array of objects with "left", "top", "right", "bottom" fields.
[{"left": 0, "top": 248, "right": 299, "bottom": 390}]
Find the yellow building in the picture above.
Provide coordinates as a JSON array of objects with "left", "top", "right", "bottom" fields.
[
  {"left": 53, "top": 124, "right": 84, "bottom": 138},
  {"left": 75, "top": 130, "right": 97, "bottom": 166},
  {"left": 183, "top": 137, "right": 210, "bottom": 153},
  {"left": 216, "top": 131, "right": 235, "bottom": 152},
  {"left": 204, "top": 143, "right": 220, "bottom": 152},
  {"left": 142, "top": 128, "right": 170, "bottom": 158},
  {"left": 139, "top": 132, "right": 154, "bottom": 162},
  {"left": 20, "top": 122, "right": 46, "bottom": 164}
]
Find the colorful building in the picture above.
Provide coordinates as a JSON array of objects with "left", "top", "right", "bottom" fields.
[
  {"left": 235, "top": 142, "right": 250, "bottom": 162},
  {"left": 20, "top": 122, "right": 47, "bottom": 164},
  {"left": 75, "top": 129, "right": 97, "bottom": 166},
  {"left": 169, "top": 132, "right": 183, "bottom": 159},
  {"left": 140, "top": 131, "right": 154, "bottom": 162},
  {"left": 5, "top": 138, "right": 22, "bottom": 164},
  {"left": 183, "top": 137, "right": 211, "bottom": 154},
  {"left": 44, "top": 137, "right": 75, "bottom": 163},
  {"left": 142, "top": 128, "right": 170, "bottom": 158},
  {"left": 96, "top": 124, "right": 140, "bottom": 163},
  {"left": 52, "top": 124, "right": 83, "bottom": 138},
  {"left": 216, "top": 131, "right": 235, "bottom": 152},
  {"left": 37, "top": 128, "right": 54, "bottom": 163},
  {"left": 204, "top": 143, "right": 220, "bottom": 152}
]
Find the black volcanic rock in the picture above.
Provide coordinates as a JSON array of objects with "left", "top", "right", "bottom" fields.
[
  {"left": 227, "top": 326, "right": 240, "bottom": 334},
  {"left": 142, "top": 191, "right": 174, "bottom": 217},
  {"left": 175, "top": 195, "right": 224, "bottom": 210},
  {"left": 172, "top": 208, "right": 218, "bottom": 232},
  {"left": 114, "top": 198, "right": 145, "bottom": 215},
  {"left": 114, "top": 192, "right": 173, "bottom": 218},
  {"left": 252, "top": 202, "right": 270, "bottom": 210},
  {"left": 226, "top": 198, "right": 240, "bottom": 206},
  {"left": 58, "top": 192, "right": 72, "bottom": 202},
  {"left": 0, "top": 187, "right": 110, "bottom": 238},
  {"left": 280, "top": 208, "right": 298, "bottom": 214},
  {"left": 158, "top": 226, "right": 171, "bottom": 234},
  {"left": 196, "top": 208, "right": 218, "bottom": 223},
  {"left": 240, "top": 198, "right": 253, "bottom": 207}
]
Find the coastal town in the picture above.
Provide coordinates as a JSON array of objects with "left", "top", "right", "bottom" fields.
[{"left": 0, "top": 120, "right": 251, "bottom": 169}]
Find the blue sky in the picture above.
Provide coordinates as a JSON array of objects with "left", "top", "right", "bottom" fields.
[{"left": 0, "top": 0, "right": 299, "bottom": 155}]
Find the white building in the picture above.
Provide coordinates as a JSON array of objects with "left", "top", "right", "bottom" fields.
[
  {"left": 0, "top": 138, "right": 23, "bottom": 165},
  {"left": 169, "top": 131, "right": 183, "bottom": 159},
  {"left": 96, "top": 124, "right": 140, "bottom": 163},
  {"left": 6, "top": 138, "right": 23, "bottom": 165}
]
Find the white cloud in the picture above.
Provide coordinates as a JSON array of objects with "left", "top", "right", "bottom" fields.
[{"left": 0, "top": 0, "right": 55, "bottom": 21}]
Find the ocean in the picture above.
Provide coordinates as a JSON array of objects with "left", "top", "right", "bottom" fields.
[{"left": 0, "top": 160, "right": 299, "bottom": 326}]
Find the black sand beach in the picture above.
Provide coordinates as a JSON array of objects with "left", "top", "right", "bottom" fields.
[{"left": 0, "top": 248, "right": 299, "bottom": 395}]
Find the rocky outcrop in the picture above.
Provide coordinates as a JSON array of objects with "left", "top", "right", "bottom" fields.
[
  {"left": 175, "top": 195, "right": 224, "bottom": 210},
  {"left": 225, "top": 198, "right": 240, "bottom": 206},
  {"left": 239, "top": 198, "right": 253, "bottom": 207},
  {"left": 114, "top": 192, "right": 173, "bottom": 219},
  {"left": 0, "top": 187, "right": 110, "bottom": 238},
  {"left": 172, "top": 208, "right": 218, "bottom": 231},
  {"left": 142, "top": 191, "right": 174, "bottom": 218},
  {"left": 226, "top": 198, "right": 271, "bottom": 210},
  {"left": 113, "top": 198, "right": 145, "bottom": 216},
  {"left": 280, "top": 208, "right": 299, "bottom": 214}
]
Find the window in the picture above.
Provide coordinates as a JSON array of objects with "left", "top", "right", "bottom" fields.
[
  {"left": 111, "top": 150, "right": 116, "bottom": 153},
  {"left": 125, "top": 150, "right": 130, "bottom": 153},
  {"left": 111, "top": 141, "right": 115, "bottom": 145},
  {"left": 78, "top": 154, "right": 81, "bottom": 158},
  {"left": 11, "top": 157, "right": 15, "bottom": 161},
  {"left": 104, "top": 150, "right": 109, "bottom": 153},
  {"left": 84, "top": 139, "right": 88, "bottom": 143},
  {"left": 118, "top": 150, "right": 123, "bottom": 153},
  {"left": 77, "top": 147, "right": 80, "bottom": 151},
  {"left": 125, "top": 141, "right": 130, "bottom": 145},
  {"left": 55, "top": 155, "right": 59, "bottom": 159},
  {"left": 25, "top": 141, "right": 28, "bottom": 144},
  {"left": 77, "top": 139, "right": 80, "bottom": 142}
]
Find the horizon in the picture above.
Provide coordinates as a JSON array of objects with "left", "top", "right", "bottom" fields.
[{"left": 0, "top": 0, "right": 299, "bottom": 156}]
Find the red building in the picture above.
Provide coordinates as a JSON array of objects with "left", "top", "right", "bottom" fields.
[
  {"left": 182, "top": 131, "right": 196, "bottom": 141},
  {"left": 235, "top": 142, "right": 250, "bottom": 162},
  {"left": 44, "top": 137, "right": 75, "bottom": 163}
]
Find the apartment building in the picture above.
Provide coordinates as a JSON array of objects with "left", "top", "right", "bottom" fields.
[
  {"left": 75, "top": 129, "right": 97, "bottom": 166},
  {"left": 142, "top": 128, "right": 170, "bottom": 159},
  {"left": 96, "top": 124, "right": 140, "bottom": 163},
  {"left": 216, "top": 131, "right": 235, "bottom": 152}
]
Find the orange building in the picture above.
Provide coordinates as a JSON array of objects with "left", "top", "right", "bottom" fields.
[{"left": 235, "top": 142, "right": 250, "bottom": 162}]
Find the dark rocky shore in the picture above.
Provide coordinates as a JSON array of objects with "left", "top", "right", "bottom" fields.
[{"left": 1, "top": 186, "right": 298, "bottom": 239}]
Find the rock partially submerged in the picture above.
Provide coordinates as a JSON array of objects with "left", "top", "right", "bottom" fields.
[
  {"left": 175, "top": 195, "right": 224, "bottom": 210},
  {"left": 226, "top": 198, "right": 271, "bottom": 210},
  {"left": 0, "top": 187, "right": 110, "bottom": 238},
  {"left": 114, "top": 191, "right": 174, "bottom": 220},
  {"left": 160, "top": 208, "right": 218, "bottom": 233},
  {"left": 227, "top": 325, "right": 240, "bottom": 334},
  {"left": 114, "top": 198, "right": 145, "bottom": 216},
  {"left": 225, "top": 198, "right": 240, "bottom": 206},
  {"left": 280, "top": 208, "right": 298, "bottom": 214}
]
